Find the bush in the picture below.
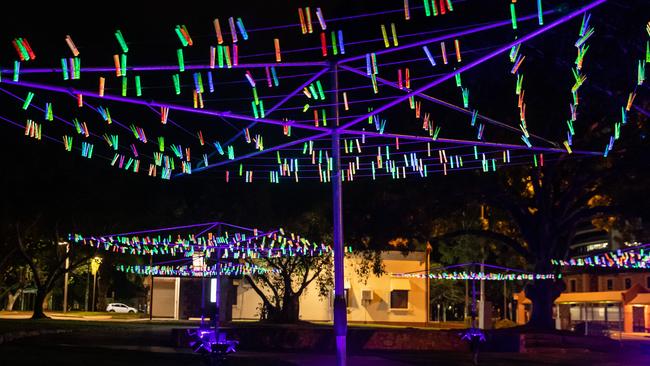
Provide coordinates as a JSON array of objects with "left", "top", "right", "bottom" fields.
[{"left": 494, "top": 318, "right": 517, "bottom": 329}]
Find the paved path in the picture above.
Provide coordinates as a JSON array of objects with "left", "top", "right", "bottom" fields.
[{"left": 1, "top": 320, "right": 649, "bottom": 366}]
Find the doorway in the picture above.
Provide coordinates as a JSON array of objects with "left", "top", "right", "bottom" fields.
[{"left": 632, "top": 306, "right": 645, "bottom": 332}]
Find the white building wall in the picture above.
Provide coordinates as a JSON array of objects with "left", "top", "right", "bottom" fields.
[{"left": 232, "top": 251, "right": 428, "bottom": 324}]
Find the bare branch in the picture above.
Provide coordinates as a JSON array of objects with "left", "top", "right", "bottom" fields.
[{"left": 430, "top": 229, "right": 532, "bottom": 261}]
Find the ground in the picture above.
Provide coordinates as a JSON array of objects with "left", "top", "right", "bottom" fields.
[{"left": 1, "top": 314, "right": 649, "bottom": 366}]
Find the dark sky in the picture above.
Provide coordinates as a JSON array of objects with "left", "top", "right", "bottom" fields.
[{"left": 0, "top": 0, "right": 647, "bottom": 236}]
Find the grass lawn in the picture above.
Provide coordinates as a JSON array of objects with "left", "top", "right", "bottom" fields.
[{"left": 0, "top": 318, "right": 187, "bottom": 335}]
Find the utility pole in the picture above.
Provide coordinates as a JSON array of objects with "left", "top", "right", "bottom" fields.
[
  {"left": 90, "top": 257, "right": 102, "bottom": 312},
  {"left": 92, "top": 271, "right": 97, "bottom": 311},
  {"left": 425, "top": 243, "right": 431, "bottom": 325},
  {"left": 503, "top": 279, "right": 507, "bottom": 320},
  {"left": 59, "top": 241, "right": 70, "bottom": 313},
  {"left": 84, "top": 261, "right": 90, "bottom": 311},
  {"left": 479, "top": 206, "right": 487, "bottom": 329},
  {"left": 149, "top": 255, "right": 154, "bottom": 320}
]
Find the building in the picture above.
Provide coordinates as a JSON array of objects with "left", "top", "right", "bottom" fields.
[
  {"left": 514, "top": 224, "right": 650, "bottom": 333},
  {"left": 515, "top": 276, "right": 650, "bottom": 333},
  {"left": 147, "top": 251, "right": 429, "bottom": 326}
]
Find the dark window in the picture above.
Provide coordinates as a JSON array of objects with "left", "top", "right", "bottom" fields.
[
  {"left": 230, "top": 285, "right": 238, "bottom": 305},
  {"left": 625, "top": 278, "right": 632, "bottom": 289},
  {"left": 570, "top": 280, "right": 577, "bottom": 292},
  {"left": 390, "top": 290, "right": 409, "bottom": 309},
  {"left": 647, "top": 277, "right": 650, "bottom": 289},
  {"left": 606, "top": 279, "right": 613, "bottom": 291},
  {"left": 345, "top": 289, "right": 350, "bottom": 307}
]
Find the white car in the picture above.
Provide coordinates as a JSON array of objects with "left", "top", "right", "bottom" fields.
[{"left": 106, "top": 303, "right": 138, "bottom": 313}]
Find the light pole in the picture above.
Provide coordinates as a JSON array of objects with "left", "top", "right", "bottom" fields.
[
  {"left": 90, "top": 257, "right": 102, "bottom": 312},
  {"left": 58, "top": 241, "right": 70, "bottom": 313},
  {"left": 85, "top": 261, "right": 90, "bottom": 311}
]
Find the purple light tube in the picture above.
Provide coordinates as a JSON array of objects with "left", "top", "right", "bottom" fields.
[
  {"left": 339, "top": 129, "right": 602, "bottom": 156},
  {"left": 0, "top": 114, "right": 67, "bottom": 146},
  {"left": 337, "top": 64, "right": 558, "bottom": 147},
  {"left": 336, "top": 10, "right": 553, "bottom": 65},
  {"left": 634, "top": 105, "right": 650, "bottom": 118},
  {"left": 0, "top": 113, "right": 114, "bottom": 161},
  {"left": 0, "top": 62, "right": 329, "bottom": 76},
  {"left": 0, "top": 87, "right": 141, "bottom": 157},
  {"left": 403, "top": 262, "right": 531, "bottom": 275},
  {"left": 94, "top": 229, "right": 282, "bottom": 250},
  {"left": 222, "top": 67, "right": 330, "bottom": 147},
  {"left": 0, "top": 87, "right": 91, "bottom": 133},
  {"left": 62, "top": 93, "right": 146, "bottom": 137},
  {"left": 195, "top": 223, "right": 220, "bottom": 238},
  {"left": 185, "top": 131, "right": 332, "bottom": 177},
  {"left": 144, "top": 105, "right": 197, "bottom": 138},
  {"left": 199, "top": 67, "right": 330, "bottom": 169},
  {"left": 98, "top": 221, "right": 225, "bottom": 238},
  {"left": 2, "top": 79, "right": 330, "bottom": 133},
  {"left": 474, "top": 263, "right": 529, "bottom": 273},
  {"left": 244, "top": 2, "right": 438, "bottom": 32},
  {"left": 338, "top": 0, "right": 607, "bottom": 131}
]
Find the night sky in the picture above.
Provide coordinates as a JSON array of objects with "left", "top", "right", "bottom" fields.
[{"left": 0, "top": 0, "right": 647, "bottom": 240}]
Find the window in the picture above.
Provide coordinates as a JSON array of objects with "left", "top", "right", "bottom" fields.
[
  {"left": 606, "top": 279, "right": 613, "bottom": 291},
  {"left": 624, "top": 278, "right": 632, "bottom": 289},
  {"left": 570, "top": 279, "right": 577, "bottom": 292},
  {"left": 646, "top": 276, "right": 650, "bottom": 289},
  {"left": 390, "top": 290, "right": 409, "bottom": 309},
  {"left": 345, "top": 289, "right": 350, "bottom": 307}
]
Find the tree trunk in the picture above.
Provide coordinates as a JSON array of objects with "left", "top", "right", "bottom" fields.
[
  {"left": 282, "top": 294, "right": 300, "bottom": 322},
  {"left": 525, "top": 280, "right": 565, "bottom": 330},
  {"left": 6, "top": 289, "right": 22, "bottom": 311},
  {"left": 31, "top": 287, "right": 50, "bottom": 319},
  {"left": 267, "top": 293, "right": 300, "bottom": 323}
]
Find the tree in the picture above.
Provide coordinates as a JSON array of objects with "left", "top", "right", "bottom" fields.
[
  {"left": 243, "top": 211, "right": 333, "bottom": 323},
  {"left": 428, "top": 151, "right": 646, "bottom": 329},
  {"left": 14, "top": 219, "right": 94, "bottom": 319},
  {"left": 429, "top": 275, "right": 465, "bottom": 322}
]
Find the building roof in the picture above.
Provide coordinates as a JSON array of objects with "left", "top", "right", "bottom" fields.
[
  {"left": 555, "top": 291, "right": 625, "bottom": 304},
  {"left": 629, "top": 293, "right": 650, "bottom": 305},
  {"left": 515, "top": 284, "right": 650, "bottom": 305}
]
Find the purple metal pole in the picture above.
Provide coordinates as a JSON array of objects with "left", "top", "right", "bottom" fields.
[
  {"left": 331, "top": 63, "right": 347, "bottom": 366},
  {"left": 336, "top": 11, "right": 552, "bottom": 65},
  {"left": 194, "top": 67, "right": 330, "bottom": 170},
  {"left": 337, "top": 64, "right": 558, "bottom": 147},
  {"left": 189, "top": 131, "right": 332, "bottom": 175},
  {"left": 339, "top": 130, "right": 602, "bottom": 156},
  {"left": 222, "top": 67, "right": 330, "bottom": 147},
  {"left": 0, "top": 87, "right": 117, "bottom": 139},
  {"left": 214, "top": 224, "right": 222, "bottom": 331},
  {"left": 0, "top": 62, "right": 329, "bottom": 76},
  {"left": 0, "top": 88, "right": 144, "bottom": 159},
  {"left": 338, "top": 0, "right": 607, "bottom": 131},
  {"left": 1, "top": 80, "right": 330, "bottom": 133},
  {"left": 99, "top": 221, "right": 223, "bottom": 237}
]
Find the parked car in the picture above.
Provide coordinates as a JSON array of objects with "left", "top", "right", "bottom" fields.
[{"left": 106, "top": 303, "right": 138, "bottom": 313}]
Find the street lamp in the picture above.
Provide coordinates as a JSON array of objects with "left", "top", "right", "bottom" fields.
[
  {"left": 58, "top": 241, "right": 69, "bottom": 313},
  {"left": 90, "top": 257, "right": 102, "bottom": 312}
]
